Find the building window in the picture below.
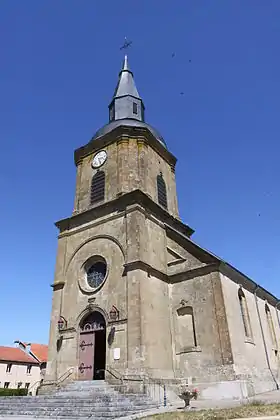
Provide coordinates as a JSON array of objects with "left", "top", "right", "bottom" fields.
[
  {"left": 157, "top": 173, "right": 168, "bottom": 209},
  {"left": 265, "top": 303, "right": 277, "bottom": 349},
  {"left": 85, "top": 256, "right": 107, "bottom": 290},
  {"left": 133, "top": 102, "right": 138, "bottom": 115},
  {"left": 4, "top": 382, "right": 9, "bottom": 389},
  {"left": 141, "top": 103, "right": 145, "bottom": 121},
  {"left": 27, "top": 365, "right": 32, "bottom": 374},
  {"left": 6, "top": 363, "right": 12, "bottom": 373},
  {"left": 25, "top": 383, "right": 30, "bottom": 389},
  {"left": 109, "top": 104, "right": 115, "bottom": 121},
  {"left": 90, "top": 171, "right": 105, "bottom": 205},
  {"left": 238, "top": 288, "right": 252, "bottom": 339},
  {"left": 17, "top": 382, "right": 22, "bottom": 389}
]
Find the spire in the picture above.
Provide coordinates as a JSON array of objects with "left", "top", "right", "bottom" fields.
[
  {"left": 109, "top": 55, "right": 145, "bottom": 122},
  {"left": 123, "top": 54, "right": 129, "bottom": 71}
]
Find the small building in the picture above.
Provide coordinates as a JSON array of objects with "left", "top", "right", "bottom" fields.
[
  {"left": 0, "top": 346, "right": 41, "bottom": 395},
  {"left": 14, "top": 341, "right": 48, "bottom": 380}
]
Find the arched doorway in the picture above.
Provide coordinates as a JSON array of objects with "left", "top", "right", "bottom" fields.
[{"left": 78, "top": 311, "right": 106, "bottom": 380}]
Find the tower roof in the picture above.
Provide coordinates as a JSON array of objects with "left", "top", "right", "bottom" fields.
[
  {"left": 112, "top": 55, "right": 140, "bottom": 100},
  {"left": 109, "top": 54, "right": 144, "bottom": 122},
  {"left": 91, "top": 55, "right": 167, "bottom": 149}
]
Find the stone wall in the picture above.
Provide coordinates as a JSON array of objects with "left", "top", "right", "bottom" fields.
[
  {"left": 45, "top": 128, "right": 280, "bottom": 401},
  {"left": 221, "top": 273, "right": 280, "bottom": 394},
  {"left": 170, "top": 272, "right": 234, "bottom": 383},
  {"left": 0, "top": 361, "right": 41, "bottom": 395},
  {"left": 73, "top": 137, "right": 179, "bottom": 218}
]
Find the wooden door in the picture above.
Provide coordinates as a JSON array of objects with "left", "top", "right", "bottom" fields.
[{"left": 78, "top": 330, "right": 95, "bottom": 380}]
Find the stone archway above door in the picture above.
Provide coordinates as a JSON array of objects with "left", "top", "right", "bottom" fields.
[{"left": 78, "top": 311, "right": 106, "bottom": 381}]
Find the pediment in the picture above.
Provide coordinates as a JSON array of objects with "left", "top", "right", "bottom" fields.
[
  {"left": 167, "top": 239, "right": 204, "bottom": 274},
  {"left": 167, "top": 246, "right": 186, "bottom": 267},
  {"left": 166, "top": 226, "right": 218, "bottom": 276}
]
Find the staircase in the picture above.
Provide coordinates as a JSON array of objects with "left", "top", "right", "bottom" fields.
[{"left": 0, "top": 380, "right": 160, "bottom": 419}]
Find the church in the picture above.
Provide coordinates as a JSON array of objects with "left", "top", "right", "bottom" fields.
[{"left": 44, "top": 55, "right": 280, "bottom": 400}]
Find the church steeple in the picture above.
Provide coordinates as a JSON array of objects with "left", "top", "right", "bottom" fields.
[{"left": 109, "top": 55, "right": 145, "bottom": 122}]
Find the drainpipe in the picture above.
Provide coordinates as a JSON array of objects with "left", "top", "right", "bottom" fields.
[
  {"left": 275, "top": 301, "right": 280, "bottom": 330},
  {"left": 275, "top": 301, "right": 280, "bottom": 381},
  {"left": 254, "top": 285, "right": 279, "bottom": 390}
]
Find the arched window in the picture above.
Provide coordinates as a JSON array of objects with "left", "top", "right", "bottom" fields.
[
  {"left": 265, "top": 303, "right": 277, "bottom": 349},
  {"left": 238, "top": 288, "right": 252, "bottom": 339},
  {"left": 90, "top": 171, "right": 105, "bottom": 205},
  {"left": 157, "top": 173, "right": 168, "bottom": 209}
]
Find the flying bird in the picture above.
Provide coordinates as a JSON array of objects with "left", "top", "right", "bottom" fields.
[{"left": 120, "top": 37, "right": 132, "bottom": 50}]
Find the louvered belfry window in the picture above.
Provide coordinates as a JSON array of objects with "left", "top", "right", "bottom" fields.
[
  {"left": 157, "top": 173, "right": 168, "bottom": 209},
  {"left": 90, "top": 171, "right": 105, "bottom": 205}
]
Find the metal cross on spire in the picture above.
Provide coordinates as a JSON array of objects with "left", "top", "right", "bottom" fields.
[{"left": 120, "top": 37, "right": 132, "bottom": 50}]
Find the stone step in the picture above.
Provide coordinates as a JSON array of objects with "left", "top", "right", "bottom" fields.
[
  {"left": 0, "top": 405, "right": 146, "bottom": 412},
  {"left": 0, "top": 392, "right": 148, "bottom": 399},
  {"left": 0, "top": 404, "right": 153, "bottom": 413},
  {"left": 0, "top": 395, "right": 150, "bottom": 403},
  {"left": 0, "top": 401, "right": 152, "bottom": 409},
  {"left": 0, "top": 402, "right": 157, "bottom": 409},
  {"left": 61, "top": 384, "right": 117, "bottom": 390},
  {"left": 65, "top": 380, "right": 107, "bottom": 386},
  {"left": 0, "top": 410, "right": 141, "bottom": 418},
  {"left": 0, "top": 380, "right": 158, "bottom": 419},
  {"left": 0, "top": 395, "right": 153, "bottom": 401}
]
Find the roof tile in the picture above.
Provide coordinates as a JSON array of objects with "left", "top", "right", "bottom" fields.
[{"left": 0, "top": 346, "right": 39, "bottom": 364}]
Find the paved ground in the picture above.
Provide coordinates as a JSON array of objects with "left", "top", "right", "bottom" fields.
[
  {"left": 0, "top": 390, "right": 279, "bottom": 420},
  {"left": 185, "top": 389, "right": 280, "bottom": 411}
]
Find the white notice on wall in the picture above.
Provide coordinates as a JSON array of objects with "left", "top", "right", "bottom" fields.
[{"left": 113, "top": 348, "right": 120, "bottom": 360}]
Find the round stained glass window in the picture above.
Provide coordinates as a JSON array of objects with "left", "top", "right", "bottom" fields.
[{"left": 86, "top": 260, "right": 107, "bottom": 289}]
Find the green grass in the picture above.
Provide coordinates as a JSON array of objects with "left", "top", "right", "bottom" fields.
[{"left": 144, "top": 403, "right": 280, "bottom": 420}]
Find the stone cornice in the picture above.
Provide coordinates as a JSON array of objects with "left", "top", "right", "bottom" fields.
[
  {"left": 51, "top": 281, "right": 65, "bottom": 291},
  {"left": 169, "top": 263, "right": 220, "bottom": 283},
  {"left": 123, "top": 260, "right": 168, "bottom": 282},
  {"left": 59, "top": 327, "right": 76, "bottom": 334},
  {"left": 55, "top": 189, "right": 194, "bottom": 238},
  {"left": 165, "top": 225, "right": 280, "bottom": 307},
  {"left": 165, "top": 225, "right": 217, "bottom": 264},
  {"left": 108, "top": 318, "right": 127, "bottom": 326},
  {"left": 219, "top": 262, "right": 280, "bottom": 307},
  {"left": 74, "top": 125, "right": 177, "bottom": 168}
]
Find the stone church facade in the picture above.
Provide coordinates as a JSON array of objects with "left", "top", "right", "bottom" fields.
[{"left": 44, "top": 56, "right": 280, "bottom": 399}]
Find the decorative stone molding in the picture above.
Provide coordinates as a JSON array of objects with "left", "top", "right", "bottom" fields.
[
  {"left": 123, "top": 260, "right": 167, "bottom": 282},
  {"left": 176, "top": 345, "right": 202, "bottom": 355},
  {"left": 65, "top": 234, "right": 125, "bottom": 274},
  {"left": 76, "top": 305, "right": 109, "bottom": 329},
  {"left": 51, "top": 281, "right": 65, "bottom": 291},
  {"left": 88, "top": 297, "right": 96, "bottom": 304}
]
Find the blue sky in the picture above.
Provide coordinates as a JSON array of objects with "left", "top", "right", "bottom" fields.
[{"left": 0, "top": 0, "right": 279, "bottom": 346}]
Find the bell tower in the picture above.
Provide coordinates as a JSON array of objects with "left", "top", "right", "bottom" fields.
[
  {"left": 44, "top": 55, "right": 194, "bottom": 387},
  {"left": 73, "top": 55, "right": 180, "bottom": 218}
]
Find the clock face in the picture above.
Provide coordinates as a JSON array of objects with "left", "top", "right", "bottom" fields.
[{"left": 92, "top": 150, "right": 107, "bottom": 168}]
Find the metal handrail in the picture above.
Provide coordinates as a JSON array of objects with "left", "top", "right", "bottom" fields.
[
  {"left": 100, "top": 367, "right": 148, "bottom": 384},
  {"left": 47, "top": 367, "right": 74, "bottom": 386},
  {"left": 96, "top": 367, "right": 124, "bottom": 382},
  {"left": 26, "top": 380, "right": 42, "bottom": 395},
  {"left": 29, "top": 367, "right": 75, "bottom": 394}
]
